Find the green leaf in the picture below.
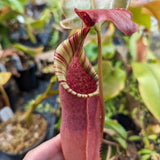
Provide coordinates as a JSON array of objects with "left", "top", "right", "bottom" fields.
[
  {"left": 128, "top": 135, "right": 141, "bottom": 141},
  {"left": 95, "top": 61, "right": 126, "bottom": 101},
  {"left": 0, "top": 72, "right": 11, "bottom": 86},
  {"left": 129, "top": 6, "right": 151, "bottom": 29},
  {"left": 0, "top": 1, "right": 8, "bottom": 9},
  {"left": 105, "top": 117, "right": 128, "bottom": 149},
  {"left": 105, "top": 117, "right": 127, "bottom": 139},
  {"left": 85, "top": 41, "right": 98, "bottom": 62},
  {"left": 132, "top": 62, "right": 160, "bottom": 122},
  {"left": 54, "top": 117, "right": 61, "bottom": 130},
  {"left": 0, "top": 0, "right": 26, "bottom": 11},
  {"left": 139, "top": 149, "right": 152, "bottom": 155},
  {"left": 24, "top": 17, "right": 45, "bottom": 31},
  {"left": 40, "top": 1, "right": 62, "bottom": 25},
  {"left": 129, "top": 32, "right": 141, "bottom": 61},
  {"left": 113, "top": 134, "right": 127, "bottom": 149},
  {"left": 142, "top": 0, "right": 160, "bottom": 29},
  {"left": 0, "top": 8, "right": 19, "bottom": 23},
  {"left": 0, "top": 25, "right": 9, "bottom": 40},
  {"left": 49, "top": 30, "right": 60, "bottom": 48},
  {"left": 31, "top": 20, "right": 45, "bottom": 30},
  {"left": 26, "top": 24, "right": 37, "bottom": 44},
  {"left": 141, "top": 154, "right": 151, "bottom": 160},
  {"left": 102, "top": 42, "right": 115, "bottom": 59},
  {"left": 13, "top": 43, "right": 44, "bottom": 57},
  {"left": 148, "top": 134, "right": 158, "bottom": 141},
  {"left": 8, "top": 0, "right": 24, "bottom": 13},
  {"left": 40, "top": 8, "right": 52, "bottom": 24}
]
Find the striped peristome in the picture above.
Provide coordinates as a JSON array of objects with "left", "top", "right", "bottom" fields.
[{"left": 54, "top": 27, "right": 99, "bottom": 98}]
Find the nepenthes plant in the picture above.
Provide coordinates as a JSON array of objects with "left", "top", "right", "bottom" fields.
[{"left": 54, "top": 0, "right": 138, "bottom": 159}]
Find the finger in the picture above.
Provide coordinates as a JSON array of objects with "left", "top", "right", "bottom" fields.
[{"left": 23, "top": 134, "right": 64, "bottom": 160}]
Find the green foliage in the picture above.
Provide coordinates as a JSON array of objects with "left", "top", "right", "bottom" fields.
[
  {"left": 105, "top": 97, "right": 128, "bottom": 118},
  {"left": 24, "top": 99, "right": 53, "bottom": 113},
  {"left": 0, "top": 0, "right": 27, "bottom": 13},
  {"left": 102, "top": 42, "right": 115, "bottom": 59},
  {"left": 140, "top": 154, "right": 151, "bottom": 160},
  {"left": 36, "top": 103, "right": 54, "bottom": 113},
  {"left": 0, "top": 9, "right": 19, "bottom": 24},
  {"left": 148, "top": 134, "right": 158, "bottom": 141},
  {"left": 49, "top": 30, "right": 60, "bottom": 48},
  {"left": 138, "top": 148, "right": 160, "bottom": 160},
  {"left": 127, "top": 32, "right": 141, "bottom": 61},
  {"left": 85, "top": 41, "right": 98, "bottom": 62},
  {"left": 13, "top": 43, "right": 43, "bottom": 57},
  {"left": 105, "top": 117, "right": 127, "bottom": 139},
  {"left": 128, "top": 135, "right": 141, "bottom": 141},
  {"left": 105, "top": 117, "right": 128, "bottom": 149},
  {"left": 129, "top": 7, "right": 151, "bottom": 29},
  {"left": 0, "top": 0, "right": 61, "bottom": 47},
  {"left": 23, "top": 16, "right": 46, "bottom": 31},
  {"left": 0, "top": 72, "right": 12, "bottom": 86},
  {"left": 125, "top": 74, "right": 143, "bottom": 103},
  {"left": 105, "top": 99, "right": 117, "bottom": 117},
  {"left": 26, "top": 23, "right": 37, "bottom": 44},
  {"left": 50, "top": 0, "right": 62, "bottom": 24},
  {"left": 7, "top": 0, "right": 25, "bottom": 13},
  {"left": 132, "top": 62, "right": 160, "bottom": 122},
  {"left": 85, "top": 38, "right": 115, "bottom": 62},
  {"left": 40, "top": 0, "right": 62, "bottom": 25},
  {"left": 54, "top": 117, "right": 61, "bottom": 130},
  {"left": 95, "top": 61, "right": 126, "bottom": 101},
  {"left": 0, "top": 25, "right": 10, "bottom": 48}
]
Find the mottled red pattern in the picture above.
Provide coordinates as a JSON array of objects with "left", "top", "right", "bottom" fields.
[
  {"left": 66, "top": 56, "right": 97, "bottom": 94},
  {"left": 54, "top": 28, "right": 101, "bottom": 160},
  {"left": 60, "top": 85, "right": 101, "bottom": 160}
]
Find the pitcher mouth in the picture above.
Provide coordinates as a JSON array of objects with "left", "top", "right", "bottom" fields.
[
  {"left": 62, "top": 55, "right": 99, "bottom": 98},
  {"left": 59, "top": 82, "right": 99, "bottom": 98},
  {"left": 55, "top": 51, "right": 99, "bottom": 98},
  {"left": 54, "top": 27, "right": 99, "bottom": 98}
]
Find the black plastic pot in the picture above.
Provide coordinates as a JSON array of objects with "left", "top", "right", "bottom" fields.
[
  {"left": 0, "top": 112, "right": 52, "bottom": 160},
  {"left": 14, "top": 64, "right": 38, "bottom": 91},
  {"left": 0, "top": 135, "right": 46, "bottom": 160},
  {"left": 111, "top": 113, "right": 137, "bottom": 132},
  {"left": 4, "top": 79, "right": 16, "bottom": 111}
]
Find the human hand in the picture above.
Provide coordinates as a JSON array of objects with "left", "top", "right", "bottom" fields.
[{"left": 23, "top": 134, "right": 64, "bottom": 160}]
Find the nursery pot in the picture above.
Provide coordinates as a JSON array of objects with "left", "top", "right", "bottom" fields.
[
  {"left": 0, "top": 136, "right": 47, "bottom": 160},
  {"left": 14, "top": 64, "right": 38, "bottom": 91},
  {"left": 111, "top": 113, "right": 137, "bottom": 131},
  {"left": 4, "top": 79, "right": 16, "bottom": 111},
  {"left": 0, "top": 112, "right": 49, "bottom": 160}
]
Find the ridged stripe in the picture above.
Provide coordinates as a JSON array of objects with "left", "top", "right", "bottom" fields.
[{"left": 54, "top": 27, "right": 99, "bottom": 98}]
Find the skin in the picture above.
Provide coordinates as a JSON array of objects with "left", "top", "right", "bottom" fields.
[{"left": 23, "top": 134, "right": 64, "bottom": 160}]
